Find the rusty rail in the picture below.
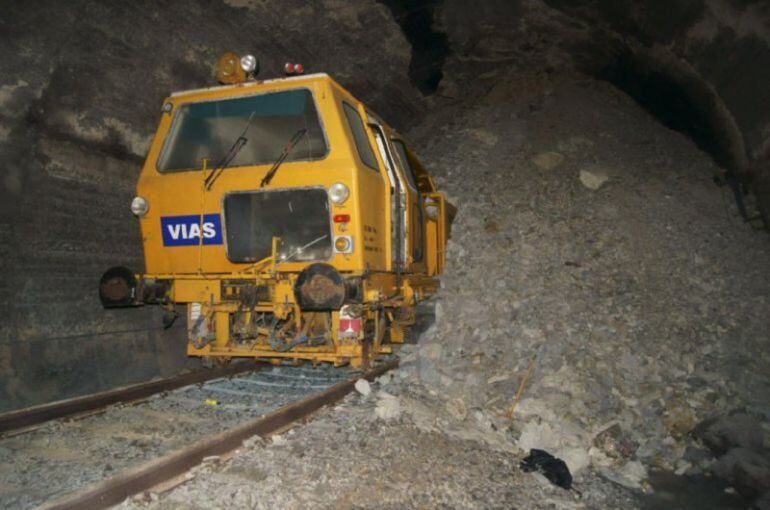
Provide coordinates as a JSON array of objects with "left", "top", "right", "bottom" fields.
[
  {"left": 0, "top": 362, "right": 265, "bottom": 435},
  {"left": 36, "top": 359, "right": 397, "bottom": 510}
]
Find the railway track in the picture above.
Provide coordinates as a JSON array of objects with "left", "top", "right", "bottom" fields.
[
  {"left": 0, "top": 359, "right": 397, "bottom": 510},
  {"left": 0, "top": 363, "right": 264, "bottom": 436}
]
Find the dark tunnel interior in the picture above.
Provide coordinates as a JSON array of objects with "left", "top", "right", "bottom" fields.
[
  {"left": 377, "top": 0, "right": 449, "bottom": 94},
  {"left": 598, "top": 51, "right": 729, "bottom": 170}
]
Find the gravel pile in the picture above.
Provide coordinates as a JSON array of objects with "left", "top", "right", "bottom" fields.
[
  {"left": 121, "top": 379, "right": 643, "bottom": 510},
  {"left": 405, "top": 67, "right": 770, "bottom": 498}
]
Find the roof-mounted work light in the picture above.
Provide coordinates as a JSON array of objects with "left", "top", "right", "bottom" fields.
[
  {"left": 239, "top": 54, "right": 259, "bottom": 75},
  {"left": 216, "top": 52, "right": 260, "bottom": 84}
]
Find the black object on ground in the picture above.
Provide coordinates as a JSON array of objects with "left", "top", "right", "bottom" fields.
[{"left": 520, "top": 449, "right": 573, "bottom": 491}]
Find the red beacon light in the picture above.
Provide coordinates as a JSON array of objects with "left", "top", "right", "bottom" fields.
[
  {"left": 333, "top": 214, "right": 350, "bottom": 223},
  {"left": 283, "top": 62, "right": 305, "bottom": 76}
]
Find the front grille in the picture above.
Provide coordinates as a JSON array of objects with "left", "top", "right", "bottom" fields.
[{"left": 223, "top": 188, "right": 332, "bottom": 263}]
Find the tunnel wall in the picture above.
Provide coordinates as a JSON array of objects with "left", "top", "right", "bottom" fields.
[
  {"left": 0, "top": 0, "right": 420, "bottom": 411},
  {"left": 437, "top": 0, "right": 770, "bottom": 213},
  {"left": 546, "top": 0, "right": 770, "bottom": 166}
]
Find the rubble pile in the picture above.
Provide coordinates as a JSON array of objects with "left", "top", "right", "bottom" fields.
[{"left": 406, "top": 68, "right": 770, "bottom": 494}]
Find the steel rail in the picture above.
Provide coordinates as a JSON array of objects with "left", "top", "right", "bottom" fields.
[
  {"left": 0, "top": 362, "right": 265, "bottom": 435},
  {"left": 36, "top": 359, "right": 398, "bottom": 510}
]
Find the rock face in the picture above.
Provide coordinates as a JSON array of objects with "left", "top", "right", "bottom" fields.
[{"left": 0, "top": 0, "right": 419, "bottom": 411}]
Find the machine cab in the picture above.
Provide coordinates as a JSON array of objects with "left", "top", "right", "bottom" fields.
[
  {"left": 100, "top": 53, "right": 454, "bottom": 367},
  {"left": 132, "top": 71, "right": 446, "bottom": 279}
]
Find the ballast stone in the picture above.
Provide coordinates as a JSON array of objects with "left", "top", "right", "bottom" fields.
[
  {"left": 420, "top": 342, "right": 442, "bottom": 360},
  {"left": 354, "top": 378, "right": 371, "bottom": 397},
  {"left": 532, "top": 151, "right": 565, "bottom": 170},
  {"left": 579, "top": 168, "right": 609, "bottom": 190},
  {"left": 445, "top": 397, "right": 467, "bottom": 421},
  {"left": 375, "top": 391, "right": 402, "bottom": 422},
  {"left": 599, "top": 460, "right": 648, "bottom": 489}
]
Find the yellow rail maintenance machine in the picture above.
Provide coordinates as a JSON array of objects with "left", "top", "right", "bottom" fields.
[{"left": 100, "top": 53, "right": 455, "bottom": 368}]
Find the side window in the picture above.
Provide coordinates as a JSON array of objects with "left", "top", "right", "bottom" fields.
[
  {"left": 342, "top": 102, "right": 378, "bottom": 171},
  {"left": 391, "top": 140, "right": 419, "bottom": 191},
  {"left": 392, "top": 139, "right": 424, "bottom": 263}
]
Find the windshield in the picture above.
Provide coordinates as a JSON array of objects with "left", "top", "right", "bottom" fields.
[
  {"left": 157, "top": 89, "right": 327, "bottom": 172},
  {"left": 223, "top": 188, "right": 332, "bottom": 263}
]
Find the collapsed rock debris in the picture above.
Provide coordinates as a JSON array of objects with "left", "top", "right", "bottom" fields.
[{"left": 410, "top": 64, "right": 770, "bottom": 503}]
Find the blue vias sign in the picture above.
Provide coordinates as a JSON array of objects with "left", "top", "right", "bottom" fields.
[{"left": 161, "top": 214, "right": 223, "bottom": 246}]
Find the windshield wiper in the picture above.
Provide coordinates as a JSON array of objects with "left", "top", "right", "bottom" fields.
[
  {"left": 279, "top": 234, "right": 328, "bottom": 263},
  {"left": 204, "top": 111, "right": 257, "bottom": 191},
  {"left": 260, "top": 128, "right": 307, "bottom": 188}
]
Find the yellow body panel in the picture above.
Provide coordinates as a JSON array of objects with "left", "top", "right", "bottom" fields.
[{"left": 173, "top": 279, "right": 220, "bottom": 302}]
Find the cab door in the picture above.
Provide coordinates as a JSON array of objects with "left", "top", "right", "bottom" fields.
[
  {"left": 367, "top": 116, "right": 408, "bottom": 272},
  {"left": 391, "top": 138, "right": 426, "bottom": 273}
]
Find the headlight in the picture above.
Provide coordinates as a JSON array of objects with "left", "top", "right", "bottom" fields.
[
  {"left": 334, "top": 235, "right": 353, "bottom": 253},
  {"left": 240, "top": 54, "right": 258, "bottom": 73},
  {"left": 130, "top": 196, "right": 149, "bottom": 217},
  {"left": 329, "top": 183, "right": 349, "bottom": 205}
]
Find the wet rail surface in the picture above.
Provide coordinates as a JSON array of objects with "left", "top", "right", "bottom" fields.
[{"left": 0, "top": 364, "right": 364, "bottom": 510}]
